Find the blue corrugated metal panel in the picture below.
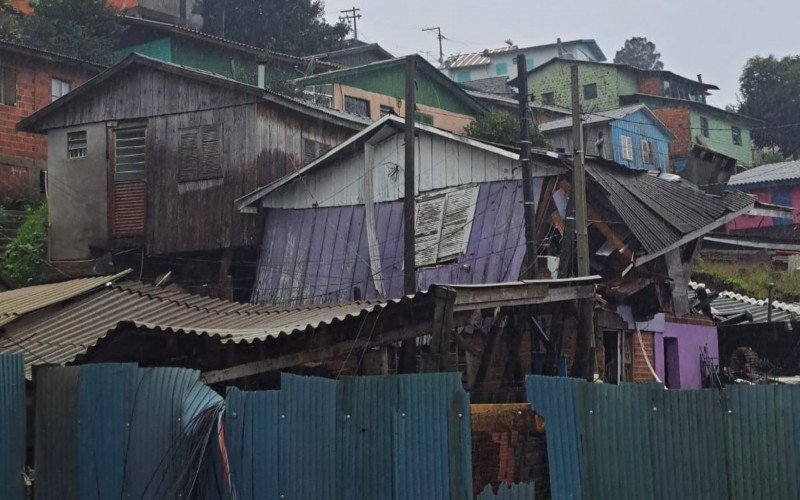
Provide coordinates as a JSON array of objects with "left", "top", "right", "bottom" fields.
[
  {"left": 0, "top": 354, "right": 25, "bottom": 500},
  {"left": 77, "top": 364, "right": 139, "bottom": 500},
  {"left": 525, "top": 376, "right": 584, "bottom": 500},
  {"left": 254, "top": 180, "right": 537, "bottom": 306},
  {"left": 225, "top": 387, "right": 280, "bottom": 500},
  {"left": 280, "top": 373, "right": 338, "bottom": 499},
  {"left": 34, "top": 366, "right": 80, "bottom": 500},
  {"left": 527, "top": 376, "right": 800, "bottom": 500},
  {"left": 477, "top": 482, "right": 536, "bottom": 499}
]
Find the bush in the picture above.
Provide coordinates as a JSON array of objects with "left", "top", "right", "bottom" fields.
[
  {"left": 464, "top": 109, "right": 550, "bottom": 149},
  {"left": 3, "top": 203, "right": 48, "bottom": 286}
]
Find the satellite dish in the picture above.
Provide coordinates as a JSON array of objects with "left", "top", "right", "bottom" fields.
[{"left": 188, "top": 14, "right": 204, "bottom": 30}]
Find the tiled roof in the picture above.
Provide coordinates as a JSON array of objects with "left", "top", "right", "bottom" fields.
[
  {"left": 688, "top": 282, "right": 800, "bottom": 323},
  {"left": 458, "top": 76, "right": 513, "bottom": 95},
  {"left": 728, "top": 160, "right": 800, "bottom": 188},
  {"left": 0, "top": 271, "right": 130, "bottom": 327}
]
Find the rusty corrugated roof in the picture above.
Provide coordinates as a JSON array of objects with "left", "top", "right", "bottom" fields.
[{"left": 0, "top": 271, "right": 130, "bottom": 327}]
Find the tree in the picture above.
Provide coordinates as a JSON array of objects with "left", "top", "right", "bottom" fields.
[
  {"left": 464, "top": 109, "right": 550, "bottom": 149},
  {"left": 614, "top": 37, "right": 664, "bottom": 70},
  {"left": 194, "top": 0, "right": 350, "bottom": 56},
  {"left": 738, "top": 55, "right": 800, "bottom": 158},
  {"left": 0, "top": 0, "right": 20, "bottom": 40},
  {"left": 22, "top": 0, "right": 123, "bottom": 65},
  {"left": 2, "top": 203, "right": 48, "bottom": 286}
]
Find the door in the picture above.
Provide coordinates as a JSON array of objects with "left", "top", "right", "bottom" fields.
[{"left": 110, "top": 127, "right": 147, "bottom": 237}]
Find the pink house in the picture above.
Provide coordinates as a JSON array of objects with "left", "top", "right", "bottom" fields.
[{"left": 726, "top": 160, "right": 800, "bottom": 230}]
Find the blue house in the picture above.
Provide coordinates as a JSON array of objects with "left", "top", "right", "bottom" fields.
[{"left": 539, "top": 104, "right": 675, "bottom": 172}]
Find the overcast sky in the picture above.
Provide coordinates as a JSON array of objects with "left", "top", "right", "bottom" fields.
[{"left": 323, "top": 0, "right": 800, "bottom": 107}]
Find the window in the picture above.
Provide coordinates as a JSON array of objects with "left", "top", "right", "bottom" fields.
[
  {"left": 495, "top": 62, "right": 508, "bottom": 75},
  {"left": 51, "top": 78, "right": 71, "bottom": 101},
  {"left": 178, "top": 124, "right": 223, "bottom": 182},
  {"left": 343, "top": 95, "right": 370, "bottom": 117},
  {"left": 541, "top": 92, "right": 555, "bottom": 106},
  {"left": 620, "top": 135, "right": 634, "bottom": 161},
  {"left": 67, "top": 131, "right": 87, "bottom": 159},
  {"left": 455, "top": 69, "right": 471, "bottom": 83},
  {"left": 0, "top": 67, "right": 16, "bottom": 106},
  {"left": 700, "top": 116, "right": 709, "bottom": 138},
  {"left": 114, "top": 127, "right": 146, "bottom": 182},
  {"left": 641, "top": 140, "right": 653, "bottom": 164},
  {"left": 303, "top": 138, "right": 331, "bottom": 164},
  {"left": 379, "top": 104, "right": 394, "bottom": 117},
  {"left": 731, "top": 126, "right": 742, "bottom": 146},
  {"left": 583, "top": 83, "right": 598, "bottom": 100},
  {"left": 414, "top": 112, "right": 434, "bottom": 125},
  {"left": 415, "top": 185, "right": 478, "bottom": 267}
]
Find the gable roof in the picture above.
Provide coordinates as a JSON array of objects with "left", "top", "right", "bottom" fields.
[
  {"left": 293, "top": 54, "right": 486, "bottom": 115},
  {"left": 513, "top": 57, "right": 720, "bottom": 92},
  {"left": 236, "top": 114, "right": 564, "bottom": 211},
  {"left": 444, "top": 39, "right": 606, "bottom": 69},
  {"left": 120, "top": 15, "right": 341, "bottom": 71},
  {"left": 307, "top": 42, "right": 394, "bottom": 66},
  {"left": 0, "top": 39, "right": 105, "bottom": 72},
  {"left": 728, "top": 160, "right": 800, "bottom": 188},
  {"left": 17, "top": 53, "right": 372, "bottom": 133},
  {"left": 539, "top": 104, "right": 676, "bottom": 139}
]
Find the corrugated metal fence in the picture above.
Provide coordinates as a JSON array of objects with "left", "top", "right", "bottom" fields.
[
  {"left": 526, "top": 376, "right": 800, "bottom": 500},
  {"left": 22, "top": 364, "right": 472, "bottom": 499},
  {"left": 477, "top": 482, "right": 536, "bottom": 499},
  {"left": 0, "top": 354, "right": 25, "bottom": 500}
]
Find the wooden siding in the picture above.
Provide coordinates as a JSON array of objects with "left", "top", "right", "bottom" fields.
[
  {"left": 263, "top": 129, "right": 559, "bottom": 209},
  {"left": 111, "top": 182, "right": 146, "bottom": 236}
]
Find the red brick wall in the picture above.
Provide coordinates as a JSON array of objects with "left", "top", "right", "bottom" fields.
[
  {"left": 632, "top": 331, "right": 656, "bottom": 382},
  {"left": 637, "top": 75, "right": 662, "bottom": 96},
  {"left": 650, "top": 106, "right": 692, "bottom": 157},
  {"left": 0, "top": 49, "right": 96, "bottom": 202}
]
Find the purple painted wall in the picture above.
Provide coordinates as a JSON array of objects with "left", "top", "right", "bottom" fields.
[{"left": 653, "top": 321, "right": 718, "bottom": 390}]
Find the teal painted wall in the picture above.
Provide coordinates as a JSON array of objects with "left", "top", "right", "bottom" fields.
[
  {"left": 313, "top": 65, "right": 477, "bottom": 116},
  {"left": 528, "top": 60, "right": 637, "bottom": 112},
  {"left": 115, "top": 38, "right": 173, "bottom": 63},
  {"left": 689, "top": 110, "right": 754, "bottom": 166}
]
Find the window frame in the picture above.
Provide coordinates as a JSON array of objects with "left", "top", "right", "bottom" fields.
[
  {"left": 495, "top": 62, "right": 508, "bottom": 75},
  {"left": 414, "top": 112, "right": 434, "bottom": 126},
  {"left": 641, "top": 139, "right": 653, "bottom": 164},
  {"left": 67, "top": 130, "right": 88, "bottom": 159},
  {"left": 541, "top": 92, "right": 555, "bottom": 106},
  {"left": 0, "top": 66, "right": 16, "bottom": 106},
  {"left": 113, "top": 126, "right": 147, "bottom": 183},
  {"left": 51, "top": 77, "right": 71, "bottom": 101},
  {"left": 343, "top": 95, "right": 371, "bottom": 117},
  {"left": 178, "top": 124, "right": 224, "bottom": 182},
  {"left": 620, "top": 134, "right": 634, "bottom": 162},
  {"left": 731, "top": 126, "right": 742, "bottom": 146},
  {"left": 700, "top": 116, "right": 710, "bottom": 138},
  {"left": 379, "top": 104, "right": 394, "bottom": 117},
  {"left": 583, "top": 82, "right": 598, "bottom": 100}
]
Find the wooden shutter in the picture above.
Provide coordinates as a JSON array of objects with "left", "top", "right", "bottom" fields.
[
  {"left": 2, "top": 67, "right": 16, "bottom": 106},
  {"left": 415, "top": 195, "right": 446, "bottom": 267},
  {"left": 200, "top": 125, "right": 221, "bottom": 178},
  {"left": 621, "top": 135, "right": 634, "bottom": 161},
  {"left": 438, "top": 186, "right": 478, "bottom": 261},
  {"left": 179, "top": 125, "right": 222, "bottom": 182},
  {"left": 641, "top": 140, "right": 653, "bottom": 164},
  {"left": 111, "top": 127, "right": 147, "bottom": 237}
]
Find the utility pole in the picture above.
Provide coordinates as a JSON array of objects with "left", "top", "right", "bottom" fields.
[
  {"left": 339, "top": 7, "right": 362, "bottom": 40},
  {"left": 423, "top": 27, "right": 445, "bottom": 65},
  {"left": 570, "top": 64, "right": 596, "bottom": 380},
  {"left": 516, "top": 54, "right": 537, "bottom": 279},
  {"left": 399, "top": 55, "right": 417, "bottom": 373}
]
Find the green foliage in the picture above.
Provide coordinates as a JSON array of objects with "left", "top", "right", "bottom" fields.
[
  {"left": 262, "top": 67, "right": 303, "bottom": 97},
  {"left": 694, "top": 258, "right": 800, "bottom": 302},
  {"left": 2, "top": 203, "right": 48, "bottom": 286},
  {"left": 22, "top": 0, "right": 123, "bottom": 65},
  {"left": 195, "top": 0, "right": 349, "bottom": 56},
  {"left": 0, "top": 0, "right": 20, "bottom": 40},
  {"left": 464, "top": 109, "right": 550, "bottom": 149},
  {"left": 738, "top": 55, "right": 800, "bottom": 158},
  {"left": 759, "top": 148, "right": 787, "bottom": 165},
  {"left": 613, "top": 37, "right": 664, "bottom": 70}
]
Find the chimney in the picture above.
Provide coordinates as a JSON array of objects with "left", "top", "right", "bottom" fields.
[
  {"left": 557, "top": 38, "right": 563, "bottom": 57},
  {"left": 257, "top": 64, "right": 267, "bottom": 89},
  {"left": 697, "top": 74, "right": 703, "bottom": 84}
]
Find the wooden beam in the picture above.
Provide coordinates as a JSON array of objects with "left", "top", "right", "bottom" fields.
[
  {"left": 665, "top": 248, "right": 690, "bottom": 316},
  {"left": 453, "top": 284, "right": 594, "bottom": 312},
  {"left": 422, "top": 286, "right": 457, "bottom": 372},
  {"left": 586, "top": 203, "right": 634, "bottom": 263}
]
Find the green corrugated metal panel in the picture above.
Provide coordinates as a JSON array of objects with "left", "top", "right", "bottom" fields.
[
  {"left": 477, "top": 482, "right": 536, "bottom": 499},
  {"left": 0, "top": 354, "right": 25, "bottom": 500},
  {"left": 172, "top": 38, "right": 257, "bottom": 84},
  {"left": 527, "top": 376, "right": 800, "bottom": 500},
  {"left": 115, "top": 38, "right": 173, "bottom": 63}
]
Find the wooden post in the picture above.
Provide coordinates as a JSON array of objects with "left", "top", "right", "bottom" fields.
[
  {"left": 399, "top": 55, "right": 418, "bottom": 373},
  {"left": 517, "top": 54, "right": 538, "bottom": 279},
  {"left": 422, "top": 286, "right": 457, "bottom": 372},
  {"left": 570, "top": 64, "right": 596, "bottom": 380}
]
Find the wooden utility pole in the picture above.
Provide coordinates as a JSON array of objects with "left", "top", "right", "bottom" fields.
[
  {"left": 399, "top": 55, "right": 417, "bottom": 373},
  {"left": 570, "top": 64, "right": 596, "bottom": 379},
  {"left": 339, "top": 7, "right": 362, "bottom": 40},
  {"left": 423, "top": 27, "right": 445, "bottom": 65},
  {"left": 516, "top": 55, "right": 538, "bottom": 279}
]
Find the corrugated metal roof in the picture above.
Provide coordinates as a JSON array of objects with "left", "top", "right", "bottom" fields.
[
  {"left": 0, "top": 271, "right": 130, "bottom": 326},
  {"left": 526, "top": 375, "right": 800, "bottom": 500},
  {"left": 539, "top": 104, "right": 673, "bottom": 140},
  {"left": 728, "top": 160, "right": 800, "bottom": 188},
  {"left": 459, "top": 76, "right": 514, "bottom": 95},
  {"left": 0, "top": 39, "right": 105, "bottom": 70},
  {"left": 586, "top": 160, "right": 755, "bottom": 261},
  {"left": 689, "top": 281, "right": 800, "bottom": 323},
  {"left": 0, "top": 354, "right": 25, "bottom": 500},
  {"left": 445, "top": 46, "right": 516, "bottom": 69}
]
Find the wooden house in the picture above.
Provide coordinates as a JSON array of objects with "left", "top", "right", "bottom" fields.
[{"left": 17, "top": 54, "right": 369, "bottom": 294}]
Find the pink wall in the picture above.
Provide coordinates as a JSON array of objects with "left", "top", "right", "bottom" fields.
[
  {"left": 727, "top": 184, "right": 800, "bottom": 230},
  {"left": 653, "top": 321, "right": 718, "bottom": 390}
]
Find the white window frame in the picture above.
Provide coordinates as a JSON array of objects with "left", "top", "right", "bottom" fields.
[
  {"left": 67, "top": 130, "right": 87, "bottom": 159},
  {"left": 51, "top": 77, "right": 71, "bottom": 101},
  {"left": 621, "top": 135, "right": 634, "bottom": 162},
  {"left": 641, "top": 140, "right": 653, "bottom": 164}
]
